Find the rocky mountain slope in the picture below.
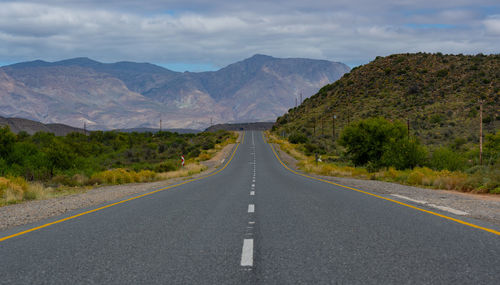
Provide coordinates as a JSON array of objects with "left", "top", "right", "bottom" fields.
[
  {"left": 274, "top": 53, "right": 499, "bottom": 146},
  {"left": 0, "top": 55, "right": 349, "bottom": 130}
]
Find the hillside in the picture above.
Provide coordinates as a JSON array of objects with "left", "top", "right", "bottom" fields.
[
  {"left": 0, "top": 55, "right": 349, "bottom": 130},
  {"left": 0, "top": 116, "right": 84, "bottom": 136},
  {"left": 274, "top": 53, "right": 499, "bottom": 147}
]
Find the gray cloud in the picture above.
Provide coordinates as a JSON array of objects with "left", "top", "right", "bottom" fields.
[{"left": 0, "top": 1, "right": 498, "bottom": 68}]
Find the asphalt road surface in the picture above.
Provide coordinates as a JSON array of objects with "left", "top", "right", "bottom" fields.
[{"left": 1, "top": 131, "right": 499, "bottom": 284}]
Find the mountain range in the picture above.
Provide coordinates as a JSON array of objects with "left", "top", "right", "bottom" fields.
[{"left": 0, "top": 55, "right": 349, "bottom": 130}]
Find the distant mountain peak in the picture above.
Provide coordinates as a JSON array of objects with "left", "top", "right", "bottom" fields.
[
  {"left": 5, "top": 59, "right": 51, "bottom": 68},
  {"left": 55, "top": 57, "right": 102, "bottom": 67},
  {"left": 249, "top": 54, "right": 274, "bottom": 60}
]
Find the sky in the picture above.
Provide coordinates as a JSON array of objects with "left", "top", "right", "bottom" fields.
[{"left": 0, "top": 0, "right": 499, "bottom": 70}]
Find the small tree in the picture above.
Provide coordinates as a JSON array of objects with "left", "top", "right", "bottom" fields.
[
  {"left": 381, "top": 138, "right": 428, "bottom": 169},
  {"left": 0, "top": 126, "right": 16, "bottom": 158},
  {"left": 339, "top": 117, "right": 406, "bottom": 166}
]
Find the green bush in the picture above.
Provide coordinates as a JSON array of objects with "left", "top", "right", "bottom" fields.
[
  {"left": 339, "top": 117, "right": 407, "bottom": 166},
  {"left": 430, "top": 147, "right": 466, "bottom": 171},
  {"left": 0, "top": 127, "right": 232, "bottom": 186},
  {"left": 381, "top": 138, "right": 428, "bottom": 170},
  {"left": 154, "top": 160, "right": 179, "bottom": 172},
  {"left": 288, "top": 132, "right": 308, "bottom": 144}
]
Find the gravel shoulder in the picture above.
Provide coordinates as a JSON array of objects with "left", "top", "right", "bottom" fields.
[
  {"left": 274, "top": 143, "right": 500, "bottom": 227},
  {"left": 0, "top": 137, "right": 240, "bottom": 231}
]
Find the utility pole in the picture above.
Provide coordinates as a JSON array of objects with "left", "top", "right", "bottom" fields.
[
  {"left": 295, "top": 97, "right": 298, "bottom": 108},
  {"left": 312, "top": 116, "right": 316, "bottom": 136},
  {"left": 332, "top": 115, "right": 336, "bottom": 140},
  {"left": 83, "top": 122, "right": 86, "bottom": 136},
  {"left": 210, "top": 117, "right": 213, "bottom": 127},
  {"left": 321, "top": 117, "right": 324, "bottom": 136},
  {"left": 479, "top": 99, "right": 483, "bottom": 165},
  {"left": 300, "top": 92, "right": 303, "bottom": 104},
  {"left": 407, "top": 116, "right": 410, "bottom": 139},
  {"left": 160, "top": 118, "right": 162, "bottom": 132}
]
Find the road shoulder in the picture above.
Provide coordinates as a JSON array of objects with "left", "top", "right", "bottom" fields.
[{"left": 273, "top": 143, "right": 500, "bottom": 227}]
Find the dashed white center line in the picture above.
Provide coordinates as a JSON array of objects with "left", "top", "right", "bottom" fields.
[
  {"left": 241, "top": 239, "right": 254, "bottom": 267},
  {"left": 250, "top": 191, "right": 255, "bottom": 195},
  {"left": 251, "top": 184, "right": 255, "bottom": 187},
  {"left": 248, "top": 204, "right": 255, "bottom": 213}
]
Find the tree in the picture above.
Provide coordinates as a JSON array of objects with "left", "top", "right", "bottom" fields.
[
  {"left": 485, "top": 130, "right": 500, "bottom": 165},
  {"left": 381, "top": 138, "right": 428, "bottom": 169},
  {"left": 339, "top": 117, "right": 406, "bottom": 166},
  {"left": 0, "top": 126, "right": 16, "bottom": 159}
]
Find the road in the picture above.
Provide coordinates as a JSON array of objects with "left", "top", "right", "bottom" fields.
[{"left": 1, "top": 131, "right": 499, "bottom": 284}]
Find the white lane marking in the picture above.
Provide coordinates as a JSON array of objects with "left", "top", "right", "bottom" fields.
[
  {"left": 429, "top": 204, "right": 469, "bottom": 216},
  {"left": 248, "top": 204, "right": 255, "bottom": 213},
  {"left": 249, "top": 221, "right": 255, "bottom": 224},
  {"left": 251, "top": 184, "right": 255, "bottom": 187},
  {"left": 390, "top": 194, "right": 469, "bottom": 216},
  {"left": 241, "top": 239, "right": 254, "bottom": 267},
  {"left": 250, "top": 191, "right": 255, "bottom": 195},
  {"left": 391, "top": 194, "right": 427, "bottom": 205},
  {"left": 252, "top": 179, "right": 255, "bottom": 182}
]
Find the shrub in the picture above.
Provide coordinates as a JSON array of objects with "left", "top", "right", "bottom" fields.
[
  {"left": 430, "top": 147, "right": 466, "bottom": 171},
  {"left": 155, "top": 161, "right": 179, "bottom": 172},
  {"left": 0, "top": 176, "right": 29, "bottom": 203},
  {"left": 288, "top": 132, "right": 308, "bottom": 144},
  {"left": 339, "top": 117, "right": 406, "bottom": 166},
  {"left": 381, "top": 138, "right": 428, "bottom": 169}
]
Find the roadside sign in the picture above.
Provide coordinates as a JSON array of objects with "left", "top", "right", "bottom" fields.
[{"left": 181, "top": 155, "right": 185, "bottom": 167}]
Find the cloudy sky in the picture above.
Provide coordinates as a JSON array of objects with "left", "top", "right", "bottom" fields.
[{"left": 0, "top": 0, "right": 499, "bottom": 70}]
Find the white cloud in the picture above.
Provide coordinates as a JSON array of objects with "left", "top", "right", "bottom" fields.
[
  {"left": 0, "top": 1, "right": 498, "bottom": 67},
  {"left": 484, "top": 15, "right": 500, "bottom": 35}
]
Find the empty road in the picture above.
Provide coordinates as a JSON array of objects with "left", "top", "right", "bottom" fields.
[{"left": 1, "top": 131, "right": 499, "bottom": 284}]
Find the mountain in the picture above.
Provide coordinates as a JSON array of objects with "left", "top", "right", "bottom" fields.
[
  {"left": 273, "top": 53, "right": 499, "bottom": 146},
  {"left": 0, "top": 55, "right": 349, "bottom": 130},
  {"left": 0, "top": 116, "right": 84, "bottom": 136}
]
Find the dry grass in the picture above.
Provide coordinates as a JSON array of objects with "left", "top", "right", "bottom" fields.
[
  {"left": 267, "top": 132, "right": 307, "bottom": 161},
  {"left": 156, "top": 163, "right": 207, "bottom": 180},
  {"left": 90, "top": 169, "right": 157, "bottom": 185},
  {"left": 0, "top": 176, "right": 53, "bottom": 205}
]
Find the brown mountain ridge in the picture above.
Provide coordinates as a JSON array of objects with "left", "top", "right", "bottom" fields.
[{"left": 0, "top": 55, "right": 350, "bottom": 130}]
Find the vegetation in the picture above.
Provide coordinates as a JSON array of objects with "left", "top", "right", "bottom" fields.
[
  {"left": 269, "top": 132, "right": 500, "bottom": 194},
  {"left": 0, "top": 127, "right": 236, "bottom": 205},
  {"left": 274, "top": 53, "right": 499, "bottom": 147},
  {"left": 272, "top": 53, "right": 500, "bottom": 194}
]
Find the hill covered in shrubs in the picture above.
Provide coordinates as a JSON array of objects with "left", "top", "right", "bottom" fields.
[
  {"left": 272, "top": 53, "right": 499, "bottom": 193},
  {"left": 275, "top": 53, "right": 499, "bottom": 147}
]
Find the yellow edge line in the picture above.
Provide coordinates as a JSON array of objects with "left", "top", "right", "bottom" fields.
[
  {"left": 264, "top": 132, "right": 500, "bottom": 236},
  {"left": 0, "top": 132, "right": 245, "bottom": 243}
]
